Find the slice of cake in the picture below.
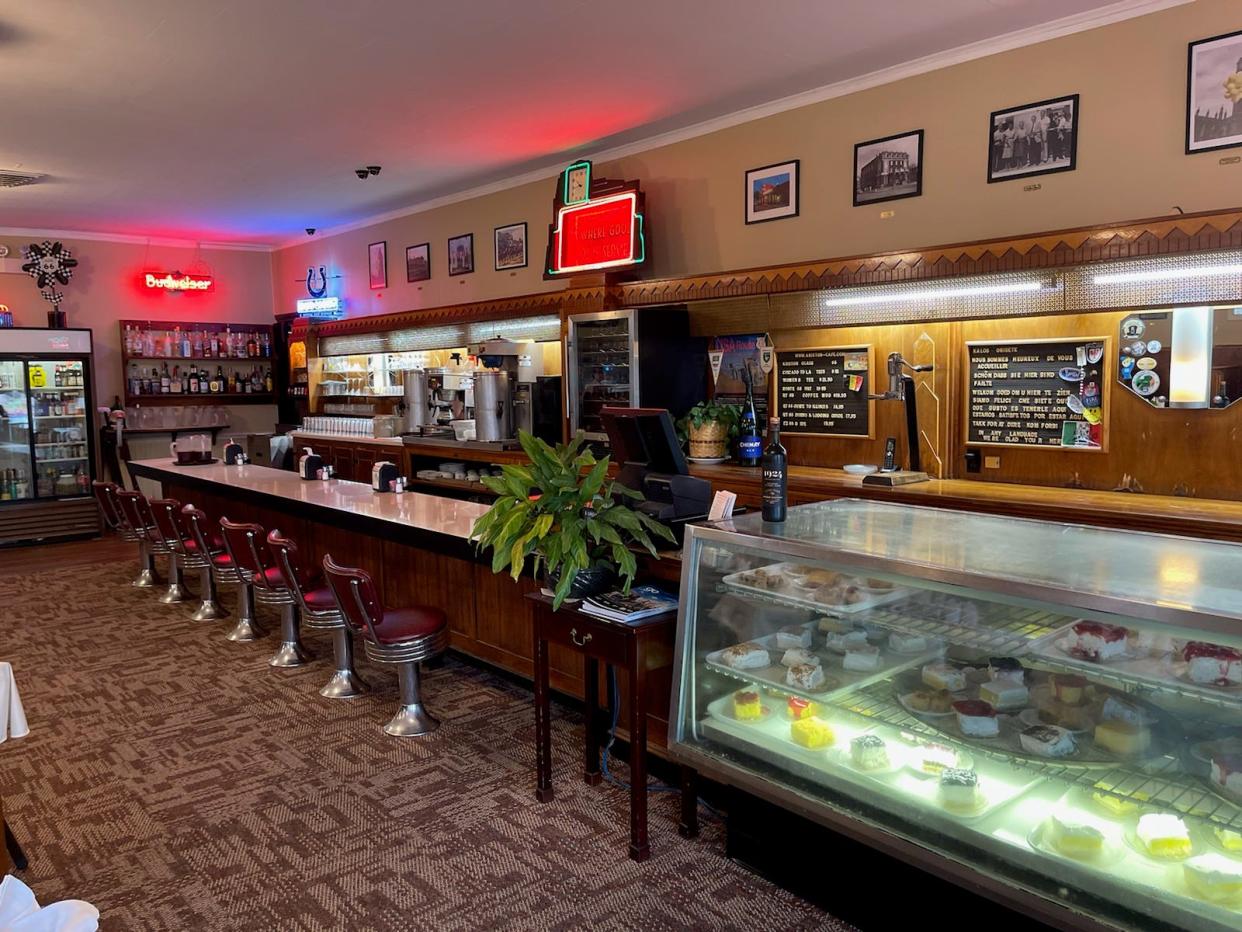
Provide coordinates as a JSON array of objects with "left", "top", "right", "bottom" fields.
[
  {"left": 1184, "top": 641, "right": 1242, "bottom": 687},
  {"left": 988, "top": 657, "right": 1025, "bottom": 684},
  {"left": 919, "top": 742, "right": 957, "bottom": 775},
  {"left": 979, "top": 679, "right": 1029, "bottom": 711},
  {"left": 732, "top": 690, "right": 763, "bottom": 721},
  {"left": 825, "top": 630, "right": 869, "bottom": 654},
  {"left": 1094, "top": 720, "right": 1151, "bottom": 756},
  {"left": 1185, "top": 853, "right": 1242, "bottom": 902},
  {"left": 1069, "top": 621, "right": 1128, "bottom": 662},
  {"left": 938, "top": 768, "right": 980, "bottom": 810},
  {"left": 1051, "top": 673, "right": 1089, "bottom": 706},
  {"left": 1092, "top": 791, "right": 1142, "bottom": 819},
  {"left": 906, "top": 689, "right": 953, "bottom": 714},
  {"left": 1020, "top": 724, "right": 1077, "bottom": 758},
  {"left": 1210, "top": 753, "right": 1242, "bottom": 796},
  {"left": 780, "top": 647, "right": 820, "bottom": 668},
  {"left": 785, "top": 696, "right": 819, "bottom": 720},
  {"left": 774, "top": 625, "right": 813, "bottom": 650},
  {"left": 790, "top": 717, "right": 834, "bottom": 749},
  {"left": 953, "top": 699, "right": 999, "bottom": 738},
  {"left": 786, "top": 663, "right": 825, "bottom": 690},
  {"left": 843, "top": 645, "right": 881, "bottom": 672},
  {"left": 719, "top": 642, "right": 770, "bottom": 670},
  {"left": 922, "top": 662, "right": 967, "bottom": 693},
  {"left": 888, "top": 631, "right": 928, "bottom": 653},
  {"left": 850, "top": 734, "right": 889, "bottom": 770},
  {"left": 1136, "top": 812, "right": 1193, "bottom": 859},
  {"left": 1048, "top": 811, "right": 1105, "bottom": 858},
  {"left": 1216, "top": 826, "right": 1242, "bottom": 852},
  {"left": 1100, "top": 695, "right": 1148, "bottom": 726}
]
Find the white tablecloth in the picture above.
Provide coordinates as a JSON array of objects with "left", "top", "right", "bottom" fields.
[{"left": 0, "top": 662, "right": 28, "bottom": 744}]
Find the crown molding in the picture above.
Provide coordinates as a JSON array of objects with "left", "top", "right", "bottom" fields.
[
  {"left": 274, "top": 0, "right": 1189, "bottom": 251},
  {"left": 0, "top": 226, "right": 272, "bottom": 253}
]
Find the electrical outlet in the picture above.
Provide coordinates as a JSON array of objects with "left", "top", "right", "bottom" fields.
[{"left": 984, "top": 455, "right": 1001, "bottom": 469}]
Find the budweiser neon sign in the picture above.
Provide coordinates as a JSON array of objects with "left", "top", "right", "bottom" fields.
[{"left": 143, "top": 271, "right": 214, "bottom": 292}]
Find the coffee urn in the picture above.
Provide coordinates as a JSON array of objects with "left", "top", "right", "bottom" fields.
[
  {"left": 402, "top": 369, "right": 433, "bottom": 431},
  {"left": 473, "top": 370, "right": 513, "bottom": 442}
]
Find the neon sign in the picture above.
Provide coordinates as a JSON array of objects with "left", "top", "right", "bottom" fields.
[
  {"left": 143, "top": 271, "right": 214, "bottom": 292},
  {"left": 295, "top": 296, "right": 343, "bottom": 319},
  {"left": 545, "top": 160, "right": 647, "bottom": 278}
]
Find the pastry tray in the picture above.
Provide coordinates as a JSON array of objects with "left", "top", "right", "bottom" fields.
[
  {"left": 701, "top": 694, "right": 1043, "bottom": 823},
  {"left": 720, "top": 563, "right": 909, "bottom": 615}
]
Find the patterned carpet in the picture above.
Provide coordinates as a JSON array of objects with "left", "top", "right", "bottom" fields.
[{"left": 0, "top": 553, "right": 848, "bottom": 931}]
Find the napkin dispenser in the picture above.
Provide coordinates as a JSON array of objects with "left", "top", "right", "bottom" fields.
[
  {"left": 223, "top": 438, "right": 245, "bottom": 465},
  {"left": 372, "top": 460, "right": 399, "bottom": 492},
  {"left": 299, "top": 447, "right": 323, "bottom": 480}
]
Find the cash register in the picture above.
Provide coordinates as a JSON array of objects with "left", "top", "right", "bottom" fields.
[{"left": 601, "top": 407, "right": 711, "bottom": 541}]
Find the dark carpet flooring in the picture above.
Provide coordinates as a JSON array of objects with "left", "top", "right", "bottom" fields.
[{"left": 0, "top": 553, "right": 850, "bottom": 930}]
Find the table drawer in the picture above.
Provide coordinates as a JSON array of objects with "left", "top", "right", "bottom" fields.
[{"left": 540, "top": 611, "right": 628, "bottom": 661}]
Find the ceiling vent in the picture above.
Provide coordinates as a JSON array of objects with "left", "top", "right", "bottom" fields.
[{"left": 0, "top": 170, "right": 45, "bottom": 189}]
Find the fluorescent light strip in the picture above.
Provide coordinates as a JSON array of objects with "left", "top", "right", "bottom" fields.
[
  {"left": 1092, "top": 263, "right": 1242, "bottom": 285},
  {"left": 818, "top": 280, "right": 1046, "bottom": 309}
]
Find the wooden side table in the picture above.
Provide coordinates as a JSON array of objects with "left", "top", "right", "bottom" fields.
[{"left": 528, "top": 592, "right": 697, "bottom": 861}]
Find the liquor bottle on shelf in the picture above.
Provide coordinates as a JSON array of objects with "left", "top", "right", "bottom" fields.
[
  {"left": 761, "top": 417, "right": 788, "bottom": 523},
  {"left": 736, "top": 361, "right": 762, "bottom": 467},
  {"left": 264, "top": 367, "right": 273, "bottom": 393},
  {"left": 181, "top": 327, "right": 191, "bottom": 358},
  {"left": 128, "top": 363, "right": 140, "bottom": 396},
  {"left": 192, "top": 330, "right": 202, "bottom": 357},
  {"left": 224, "top": 326, "right": 233, "bottom": 359},
  {"left": 160, "top": 363, "right": 171, "bottom": 394},
  {"left": 246, "top": 332, "right": 257, "bottom": 358},
  {"left": 227, "top": 370, "right": 237, "bottom": 393},
  {"left": 261, "top": 332, "right": 271, "bottom": 358}
]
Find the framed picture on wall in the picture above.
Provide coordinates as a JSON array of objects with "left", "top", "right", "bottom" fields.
[
  {"left": 367, "top": 240, "right": 387, "bottom": 289},
  {"left": 744, "top": 159, "right": 799, "bottom": 224},
  {"left": 405, "top": 243, "right": 430, "bottom": 283},
  {"left": 987, "top": 94, "right": 1078, "bottom": 183},
  {"left": 853, "top": 129, "right": 923, "bottom": 206},
  {"left": 448, "top": 233, "right": 474, "bottom": 276},
  {"left": 494, "top": 222, "right": 527, "bottom": 271},
  {"left": 1187, "top": 29, "right": 1242, "bottom": 154}
]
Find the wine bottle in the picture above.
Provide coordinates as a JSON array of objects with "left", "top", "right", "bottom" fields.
[
  {"left": 736, "top": 362, "right": 762, "bottom": 467},
  {"left": 761, "top": 417, "right": 787, "bottom": 523}
]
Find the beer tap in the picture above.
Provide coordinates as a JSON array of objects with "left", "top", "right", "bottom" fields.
[{"left": 868, "top": 352, "right": 933, "bottom": 473}]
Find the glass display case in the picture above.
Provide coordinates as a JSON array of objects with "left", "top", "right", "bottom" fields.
[{"left": 670, "top": 499, "right": 1242, "bottom": 931}]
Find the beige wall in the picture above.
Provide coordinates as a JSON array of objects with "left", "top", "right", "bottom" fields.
[
  {"left": 274, "top": 0, "right": 1242, "bottom": 320},
  {"left": 0, "top": 236, "right": 277, "bottom": 461}
]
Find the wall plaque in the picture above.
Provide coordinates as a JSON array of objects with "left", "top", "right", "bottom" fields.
[{"left": 774, "top": 345, "right": 873, "bottom": 437}]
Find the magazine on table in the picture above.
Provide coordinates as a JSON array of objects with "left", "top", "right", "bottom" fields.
[{"left": 581, "top": 585, "right": 679, "bottom": 622}]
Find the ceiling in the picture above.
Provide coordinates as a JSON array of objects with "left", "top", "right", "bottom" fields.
[{"left": 0, "top": 0, "right": 1169, "bottom": 247}]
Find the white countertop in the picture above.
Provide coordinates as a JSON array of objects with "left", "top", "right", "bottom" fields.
[
  {"left": 130, "top": 458, "right": 489, "bottom": 541},
  {"left": 289, "top": 431, "right": 405, "bottom": 447}
]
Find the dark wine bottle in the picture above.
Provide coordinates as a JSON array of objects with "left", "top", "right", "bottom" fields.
[
  {"left": 736, "top": 362, "right": 762, "bottom": 467},
  {"left": 761, "top": 417, "right": 787, "bottom": 523}
]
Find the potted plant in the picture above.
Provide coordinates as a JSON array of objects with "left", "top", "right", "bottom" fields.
[
  {"left": 679, "top": 400, "right": 740, "bottom": 460},
  {"left": 471, "top": 431, "right": 675, "bottom": 609}
]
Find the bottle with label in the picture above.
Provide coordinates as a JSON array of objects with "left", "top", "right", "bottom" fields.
[
  {"left": 736, "top": 363, "right": 762, "bottom": 466},
  {"left": 160, "top": 363, "right": 171, "bottom": 394},
  {"left": 187, "top": 364, "right": 197, "bottom": 393},
  {"left": 129, "top": 363, "right": 141, "bottom": 396},
  {"left": 761, "top": 417, "right": 787, "bottom": 523},
  {"left": 227, "top": 370, "right": 237, "bottom": 394},
  {"left": 264, "top": 367, "right": 273, "bottom": 393},
  {"left": 182, "top": 328, "right": 192, "bottom": 358},
  {"left": 150, "top": 367, "right": 159, "bottom": 394}
]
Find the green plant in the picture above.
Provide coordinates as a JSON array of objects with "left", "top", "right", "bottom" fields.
[
  {"left": 470, "top": 430, "right": 676, "bottom": 610},
  {"left": 676, "top": 399, "right": 741, "bottom": 443}
]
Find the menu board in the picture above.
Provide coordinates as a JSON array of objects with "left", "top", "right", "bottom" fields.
[
  {"left": 967, "top": 339, "right": 1107, "bottom": 449},
  {"left": 774, "top": 346, "right": 872, "bottom": 437}
]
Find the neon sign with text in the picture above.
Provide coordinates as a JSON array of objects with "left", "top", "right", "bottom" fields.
[{"left": 143, "top": 271, "right": 214, "bottom": 292}]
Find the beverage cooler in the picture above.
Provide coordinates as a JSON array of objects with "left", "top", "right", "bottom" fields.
[
  {"left": 565, "top": 307, "right": 705, "bottom": 444},
  {"left": 0, "top": 328, "right": 100, "bottom": 546}
]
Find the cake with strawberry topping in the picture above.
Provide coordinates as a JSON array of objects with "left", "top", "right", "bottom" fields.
[
  {"left": 1069, "top": 621, "right": 1128, "bottom": 662},
  {"left": 1184, "top": 641, "right": 1242, "bottom": 687}
]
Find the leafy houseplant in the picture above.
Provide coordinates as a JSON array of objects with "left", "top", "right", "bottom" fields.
[
  {"left": 470, "top": 431, "right": 675, "bottom": 610},
  {"left": 678, "top": 400, "right": 740, "bottom": 460}
]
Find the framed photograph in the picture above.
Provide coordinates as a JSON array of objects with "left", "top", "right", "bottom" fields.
[
  {"left": 405, "top": 243, "right": 430, "bottom": 283},
  {"left": 1187, "top": 29, "right": 1242, "bottom": 154},
  {"left": 744, "top": 159, "right": 799, "bottom": 224},
  {"left": 853, "top": 130, "right": 923, "bottom": 206},
  {"left": 494, "top": 222, "right": 528, "bottom": 271},
  {"left": 367, "top": 240, "right": 387, "bottom": 290},
  {"left": 987, "top": 94, "right": 1078, "bottom": 183},
  {"left": 447, "top": 233, "right": 474, "bottom": 276}
]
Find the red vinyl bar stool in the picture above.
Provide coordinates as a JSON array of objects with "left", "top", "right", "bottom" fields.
[
  {"left": 268, "top": 530, "right": 366, "bottom": 699},
  {"left": 146, "top": 498, "right": 193, "bottom": 605},
  {"left": 220, "top": 518, "right": 312, "bottom": 667},
  {"left": 115, "top": 490, "right": 165, "bottom": 591},
  {"left": 175, "top": 505, "right": 228, "bottom": 622},
  {"left": 100, "top": 482, "right": 159, "bottom": 588},
  {"left": 322, "top": 555, "right": 448, "bottom": 737},
  {"left": 182, "top": 505, "right": 236, "bottom": 625}
]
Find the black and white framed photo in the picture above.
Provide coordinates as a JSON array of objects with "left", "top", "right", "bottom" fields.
[
  {"left": 367, "top": 240, "right": 387, "bottom": 290},
  {"left": 405, "top": 243, "right": 430, "bottom": 283},
  {"left": 493, "top": 222, "right": 527, "bottom": 271},
  {"left": 744, "top": 159, "right": 799, "bottom": 224},
  {"left": 853, "top": 130, "right": 923, "bottom": 206},
  {"left": 447, "top": 233, "right": 474, "bottom": 276},
  {"left": 987, "top": 94, "right": 1078, "bottom": 183},
  {"left": 1187, "top": 29, "right": 1242, "bottom": 155}
]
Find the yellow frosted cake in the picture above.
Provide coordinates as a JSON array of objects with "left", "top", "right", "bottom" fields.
[
  {"left": 1136, "top": 813, "right": 1193, "bottom": 859},
  {"left": 732, "top": 690, "right": 763, "bottom": 721},
  {"left": 1048, "top": 811, "right": 1105, "bottom": 858},
  {"left": 790, "top": 717, "right": 835, "bottom": 749},
  {"left": 1185, "top": 853, "right": 1242, "bottom": 902}
]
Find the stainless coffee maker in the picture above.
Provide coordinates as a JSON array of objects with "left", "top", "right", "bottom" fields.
[{"left": 472, "top": 369, "right": 513, "bottom": 442}]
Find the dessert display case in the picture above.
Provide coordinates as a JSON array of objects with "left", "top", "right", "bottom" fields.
[{"left": 669, "top": 500, "right": 1242, "bottom": 931}]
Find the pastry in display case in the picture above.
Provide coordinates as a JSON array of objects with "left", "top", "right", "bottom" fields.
[{"left": 669, "top": 499, "right": 1242, "bottom": 931}]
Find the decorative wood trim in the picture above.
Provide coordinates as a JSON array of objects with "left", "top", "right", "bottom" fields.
[{"left": 611, "top": 206, "right": 1242, "bottom": 307}]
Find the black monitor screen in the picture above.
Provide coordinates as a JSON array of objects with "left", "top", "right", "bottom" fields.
[{"left": 600, "top": 407, "right": 687, "bottom": 476}]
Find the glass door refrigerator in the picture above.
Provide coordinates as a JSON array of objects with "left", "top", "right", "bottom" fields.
[{"left": 0, "top": 328, "right": 100, "bottom": 546}]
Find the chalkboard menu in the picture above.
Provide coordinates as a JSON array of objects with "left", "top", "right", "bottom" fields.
[
  {"left": 775, "top": 346, "right": 872, "bottom": 437},
  {"left": 967, "top": 339, "right": 1107, "bottom": 450}
]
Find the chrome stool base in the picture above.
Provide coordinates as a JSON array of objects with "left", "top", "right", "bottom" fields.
[
  {"left": 384, "top": 702, "right": 440, "bottom": 737},
  {"left": 267, "top": 603, "right": 312, "bottom": 668},
  {"left": 190, "top": 598, "right": 227, "bottom": 622},
  {"left": 319, "top": 627, "right": 365, "bottom": 699},
  {"left": 133, "top": 544, "right": 160, "bottom": 588},
  {"left": 158, "top": 563, "right": 191, "bottom": 604},
  {"left": 225, "top": 584, "right": 264, "bottom": 642}
]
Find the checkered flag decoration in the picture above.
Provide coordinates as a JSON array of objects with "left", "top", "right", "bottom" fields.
[{"left": 22, "top": 240, "right": 78, "bottom": 308}]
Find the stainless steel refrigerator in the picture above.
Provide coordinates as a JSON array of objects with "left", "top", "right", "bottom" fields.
[{"left": 0, "top": 328, "right": 100, "bottom": 546}]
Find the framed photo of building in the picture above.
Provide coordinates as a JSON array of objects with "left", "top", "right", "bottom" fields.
[
  {"left": 853, "top": 130, "right": 923, "bottom": 206},
  {"left": 987, "top": 94, "right": 1078, "bottom": 183},
  {"left": 448, "top": 233, "right": 474, "bottom": 276},
  {"left": 405, "top": 243, "right": 430, "bottom": 283},
  {"left": 744, "top": 159, "right": 799, "bottom": 224},
  {"left": 494, "top": 222, "right": 527, "bottom": 271},
  {"left": 1187, "top": 29, "right": 1242, "bottom": 154},
  {"left": 367, "top": 241, "right": 387, "bottom": 290}
]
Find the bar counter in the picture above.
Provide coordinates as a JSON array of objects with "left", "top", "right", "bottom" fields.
[{"left": 126, "top": 458, "right": 677, "bottom": 747}]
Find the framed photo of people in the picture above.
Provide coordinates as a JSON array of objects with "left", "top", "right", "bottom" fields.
[
  {"left": 493, "top": 222, "right": 528, "bottom": 271},
  {"left": 1187, "top": 29, "right": 1242, "bottom": 154},
  {"left": 853, "top": 129, "right": 923, "bottom": 206},
  {"left": 987, "top": 94, "right": 1078, "bottom": 183},
  {"left": 744, "top": 159, "right": 799, "bottom": 224},
  {"left": 447, "top": 233, "right": 474, "bottom": 276},
  {"left": 405, "top": 243, "right": 430, "bottom": 283},
  {"left": 367, "top": 240, "right": 387, "bottom": 290}
]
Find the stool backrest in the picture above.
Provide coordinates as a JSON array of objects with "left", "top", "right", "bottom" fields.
[
  {"left": 116, "top": 490, "right": 154, "bottom": 534},
  {"left": 180, "top": 505, "right": 217, "bottom": 554},
  {"left": 91, "top": 480, "right": 121, "bottom": 530},
  {"left": 148, "top": 498, "right": 186, "bottom": 552},
  {"left": 322, "top": 554, "right": 383, "bottom": 642},
  {"left": 267, "top": 529, "right": 314, "bottom": 611},
  {"left": 219, "top": 517, "right": 273, "bottom": 584}
]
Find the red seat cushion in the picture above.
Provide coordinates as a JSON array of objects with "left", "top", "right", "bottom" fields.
[
  {"left": 211, "top": 552, "right": 235, "bottom": 568},
  {"left": 184, "top": 534, "right": 223, "bottom": 553},
  {"left": 302, "top": 584, "right": 338, "bottom": 612},
  {"left": 252, "top": 566, "right": 288, "bottom": 589},
  {"left": 373, "top": 606, "right": 447, "bottom": 645}
]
